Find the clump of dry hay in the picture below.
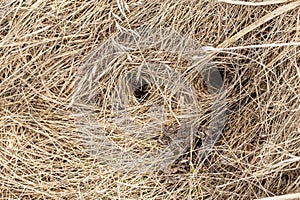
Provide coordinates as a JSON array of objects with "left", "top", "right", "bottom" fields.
[
  {"left": 0, "top": 0, "right": 300, "bottom": 199},
  {"left": 71, "top": 27, "right": 226, "bottom": 173}
]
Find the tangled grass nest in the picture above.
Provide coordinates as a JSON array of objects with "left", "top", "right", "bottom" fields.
[
  {"left": 1, "top": 0, "right": 300, "bottom": 199},
  {"left": 72, "top": 27, "right": 226, "bottom": 173}
]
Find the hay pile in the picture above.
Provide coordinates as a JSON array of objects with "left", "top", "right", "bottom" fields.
[{"left": 1, "top": 0, "right": 300, "bottom": 199}]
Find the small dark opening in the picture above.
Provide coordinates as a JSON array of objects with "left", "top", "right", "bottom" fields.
[
  {"left": 204, "top": 68, "right": 224, "bottom": 93},
  {"left": 133, "top": 83, "right": 151, "bottom": 103}
]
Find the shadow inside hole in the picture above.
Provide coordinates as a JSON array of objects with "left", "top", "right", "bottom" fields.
[
  {"left": 133, "top": 83, "right": 151, "bottom": 103},
  {"left": 202, "top": 67, "right": 224, "bottom": 93}
]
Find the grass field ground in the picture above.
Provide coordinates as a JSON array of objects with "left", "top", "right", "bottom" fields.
[{"left": 0, "top": 0, "right": 300, "bottom": 199}]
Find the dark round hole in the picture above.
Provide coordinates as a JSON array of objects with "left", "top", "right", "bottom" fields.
[{"left": 133, "top": 83, "right": 151, "bottom": 103}]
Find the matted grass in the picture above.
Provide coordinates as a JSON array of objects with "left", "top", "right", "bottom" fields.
[{"left": 0, "top": 0, "right": 299, "bottom": 199}]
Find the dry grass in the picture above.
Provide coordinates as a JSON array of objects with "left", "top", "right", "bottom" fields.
[{"left": 0, "top": 0, "right": 300, "bottom": 199}]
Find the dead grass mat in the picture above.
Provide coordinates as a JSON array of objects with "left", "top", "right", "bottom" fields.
[{"left": 0, "top": 0, "right": 300, "bottom": 199}]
